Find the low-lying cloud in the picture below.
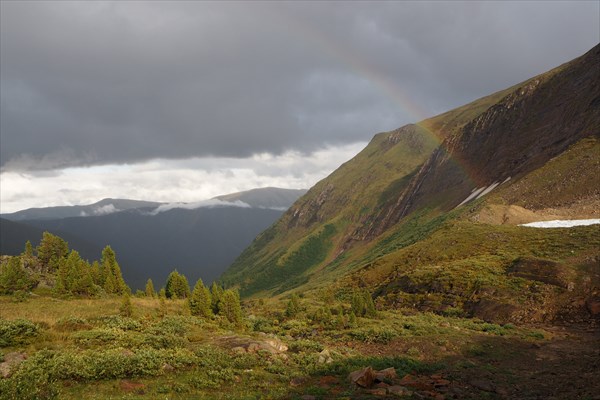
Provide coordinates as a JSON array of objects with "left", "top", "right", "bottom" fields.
[{"left": 150, "top": 199, "right": 251, "bottom": 215}]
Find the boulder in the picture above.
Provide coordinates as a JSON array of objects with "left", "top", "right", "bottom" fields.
[
  {"left": 318, "top": 349, "right": 333, "bottom": 364},
  {"left": 585, "top": 297, "right": 600, "bottom": 316},
  {"left": 375, "top": 367, "right": 397, "bottom": 382},
  {"left": 0, "top": 352, "right": 27, "bottom": 378},
  {"left": 348, "top": 366, "right": 376, "bottom": 388}
]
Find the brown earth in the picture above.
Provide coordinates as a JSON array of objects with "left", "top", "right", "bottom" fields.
[
  {"left": 296, "top": 323, "right": 600, "bottom": 399},
  {"left": 474, "top": 201, "right": 600, "bottom": 226}
]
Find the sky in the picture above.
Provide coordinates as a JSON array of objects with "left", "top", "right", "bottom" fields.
[{"left": 1, "top": 1, "right": 598, "bottom": 213}]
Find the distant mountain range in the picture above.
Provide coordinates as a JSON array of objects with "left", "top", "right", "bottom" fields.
[
  {"left": 0, "top": 187, "right": 306, "bottom": 290},
  {"left": 1, "top": 198, "right": 163, "bottom": 221}
]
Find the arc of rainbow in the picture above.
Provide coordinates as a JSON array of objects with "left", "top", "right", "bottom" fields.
[{"left": 267, "top": 6, "right": 482, "bottom": 191}]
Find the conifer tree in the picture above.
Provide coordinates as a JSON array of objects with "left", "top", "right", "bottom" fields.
[
  {"left": 158, "top": 295, "right": 167, "bottom": 317},
  {"left": 165, "top": 270, "right": 191, "bottom": 299},
  {"left": 145, "top": 278, "right": 156, "bottom": 298},
  {"left": 285, "top": 293, "right": 301, "bottom": 318},
  {"left": 119, "top": 292, "right": 133, "bottom": 317},
  {"left": 351, "top": 290, "right": 365, "bottom": 316},
  {"left": 189, "top": 278, "right": 212, "bottom": 318},
  {"left": 101, "top": 246, "right": 129, "bottom": 295},
  {"left": 210, "top": 282, "right": 224, "bottom": 313},
  {"left": 362, "top": 289, "right": 377, "bottom": 318},
  {"left": 0, "top": 257, "right": 34, "bottom": 294},
  {"left": 23, "top": 241, "right": 34, "bottom": 257},
  {"left": 36, "top": 232, "right": 69, "bottom": 272},
  {"left": 219, "top": 288, "right": 243, "bottom": 327}
]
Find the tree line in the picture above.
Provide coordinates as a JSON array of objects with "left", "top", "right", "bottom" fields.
[{"left": 0, "top": 232, "right": 242, "bottom": 326}]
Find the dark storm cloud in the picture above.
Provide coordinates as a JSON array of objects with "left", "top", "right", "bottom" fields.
[{"left": 1, "top": 1, "right": 598, "bottom": 171}]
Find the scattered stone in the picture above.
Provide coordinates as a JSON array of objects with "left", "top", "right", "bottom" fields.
[
  {"left": 0, "top": 352, "right": 27, "bottom": 378},
  {"left": 264, "top": 338, "right": 288, "bottom": 352},
  {"left": 161, "top": 363, "right": 174, "bottom": 373},
  {"left": 349, "top": 366, "right": 376, "bottom": 388},
  {"left": 247, "top": 342, "right": 261, "bottom": 353},
  {"left": 387, "top": 385, "right": 411, "bottom": 396},
  {"left": 375, "top": 367, "right": 397, "bottom": 382},
  {"left": 231, "top": 346, "right": 246, "bottom": 354},
  {"left": 318, "top": 349, "right": 333, "bottom": 364},
  {"left": 585, "top": 297, "right": 600, "bottom": 316},
  {"left": 470, "top": 378, "right": 495, "bottom": 392},
  {"left": 366, "top": 387, "right": 388, "bottom": 396},
  {"left": 398, "top": 374, "right": 435, "bottom": 391}
]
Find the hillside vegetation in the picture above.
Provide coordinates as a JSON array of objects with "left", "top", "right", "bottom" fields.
[
  {"left": 221, "top": 45, "right": 600, "bottom": 317},
  {"left": 2, "top": 46, "right": 599, "bottom": 399}
]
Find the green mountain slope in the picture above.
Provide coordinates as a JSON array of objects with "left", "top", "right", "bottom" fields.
[{"left": 221, "top": 44, "right": 600, "bottom": 322}]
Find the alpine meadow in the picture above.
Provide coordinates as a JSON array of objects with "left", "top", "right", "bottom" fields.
[{"left": 1, "top": 3, "right": 599, "bottom": 400}]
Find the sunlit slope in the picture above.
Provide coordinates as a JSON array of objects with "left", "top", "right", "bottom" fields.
[
  {"left": 220, "top": 68, "right": 530, "bottom": 297},
  {"left": 222, "top": 45, "right": 599, "bottom": 300}
]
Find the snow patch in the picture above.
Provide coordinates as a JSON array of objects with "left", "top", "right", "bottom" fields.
[
  {"left": 456, "top": 187, "right": 486, "bottom": 207},
  {"left": 519, "top": 219, "right": 600, "bottom": 228},
  {"left": 456, "top": 177, "right": 511, "bottom": 208},
  {"left": 150, "top": 199, "right": 252, "bottom": 215}
]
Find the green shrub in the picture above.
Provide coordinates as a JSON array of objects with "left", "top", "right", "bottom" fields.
[
  {"left": 0, "top": 350, "right": 58, "bottom": 400},
  {"left": 94, "top": 315, "right": 141, "bottom": 331},
  {"left": 148, "top": 315, "right": 190, "bottom": 336},
  {"left": 348, "top": 327, "right": 398, "bottom": 344},
  {"left": 54, "top": 316, "right": 90, "bottom": 332},
  {"left": 0, "top": 319, "right": 40, "bottom": 347},
  {"left": 289, "top": 339, "right": 324, "bottom": 353}
]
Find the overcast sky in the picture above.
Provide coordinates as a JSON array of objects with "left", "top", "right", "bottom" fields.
[{"left": 1, "top": 1, "right": 598, "bottom": 213}]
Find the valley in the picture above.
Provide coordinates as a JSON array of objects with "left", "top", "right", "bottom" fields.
[{"left": 1, "top": 44, "right": 599, "bottom": 400}]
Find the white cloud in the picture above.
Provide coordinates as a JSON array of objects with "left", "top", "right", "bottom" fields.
[
  {"left": 150, "top": 199, "right": 251, "bottom": 215},
  {"left": 0, "top": 142, "right": 366, "bottom": 213},
  {"left": 93, "top": 203, "right": 119, "bottom": 215}
]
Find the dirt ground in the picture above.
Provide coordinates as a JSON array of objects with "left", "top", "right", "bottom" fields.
[{"left": 311, "top": 321, "right": 600, "bottom": 400}]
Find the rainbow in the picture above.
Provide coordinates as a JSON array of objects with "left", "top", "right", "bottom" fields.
[{"left": 268, "top": 6, "right": 488, "bottom": 194}]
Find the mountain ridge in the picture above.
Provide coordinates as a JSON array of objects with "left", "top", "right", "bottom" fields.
[{"left": 221, "top": 43, "right": 600, "bottom": 315}]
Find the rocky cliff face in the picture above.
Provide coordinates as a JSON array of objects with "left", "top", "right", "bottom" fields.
[{"left": 357, "top": 44, "right": 600, "bottom": 240}]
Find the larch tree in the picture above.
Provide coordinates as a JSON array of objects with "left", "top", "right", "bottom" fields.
[
  {"left": 189, "top": 278, "right": 212, "bottom": 318},
  {"left": 101, "top": 246, "right": 129, "bottom": 295},
  {"left": 145, "top": 278, "right": 156, "bottom": 298},
  {"left": 219, "top": 288, "right": 243, "bottom": 327}
]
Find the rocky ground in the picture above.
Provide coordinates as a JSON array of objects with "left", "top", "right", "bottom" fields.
[{"left": 293, "top": 321, "right": 600, "bottom": 400}]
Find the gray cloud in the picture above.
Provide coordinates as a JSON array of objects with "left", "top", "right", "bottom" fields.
[{"left": 1, "top": 1, "right": 598, "bottom": 171}]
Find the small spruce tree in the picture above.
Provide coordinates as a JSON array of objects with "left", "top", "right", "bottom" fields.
[
  {"left": 362, "top": 289, "right": 377, "bottom": 318},
  {"left": 0, "top": 257, "right": 34, "bottom": 294},
  {"left": 101, "top": 246, "right": 129, "bottom": 295},
  {"left": 145, "top": 278, "right": 156, "bottom": 298},
  {"left": 285, "top": 293, "right": 301, "bottom": 318},
  {"left": 189, "top": 278, "right": 212, "bottom": 318},
  {"left": 119, "top": 292, "right": 133, "bottom": 317},
  {"left": 219, "top": 289, "right": 243, "bottom": 327},
  {"left": 165, "top": 270, "right": 191, "bottom": 299},
  {"left": 211, "top": 282, "right": 224, "bottom": 313}
]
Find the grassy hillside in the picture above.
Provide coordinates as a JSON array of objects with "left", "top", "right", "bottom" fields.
[
  {"left": 222, "top": 45, "right": 600, "bottom": 302},
  {"left": 221, "top": 82, "right": 521, "bottom": 296}
]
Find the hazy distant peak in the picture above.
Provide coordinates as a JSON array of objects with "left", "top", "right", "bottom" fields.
[{"left": 214, "top": 187, "right": 307, "bottom": 210}]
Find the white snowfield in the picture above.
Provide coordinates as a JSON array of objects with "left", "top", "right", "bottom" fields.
[{"left": 519, "top": 219, "right": 600, "bottom": 228}]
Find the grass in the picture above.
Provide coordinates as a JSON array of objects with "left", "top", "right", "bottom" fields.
[{"left": 0, "top": 291, "right": 552, "bottom": 400}]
